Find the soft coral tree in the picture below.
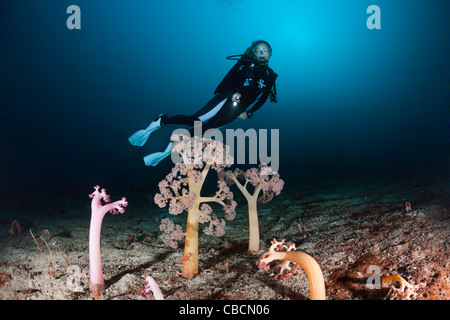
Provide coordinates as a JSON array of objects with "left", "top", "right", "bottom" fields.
[
  {"left": 89, "top": 185, "right": 127, "bottom": 292},
  {"left": 154, "top": 134, "right": 237, "bottom": 278},
  {"left": 222, "top": 164, "right": 284, "bottom": 253}
]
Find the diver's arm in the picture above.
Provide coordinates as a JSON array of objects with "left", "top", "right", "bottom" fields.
[
  {"left": 246, "top": 71, "right": 278, "bottom": 118},
  {"left": 246, "top": 91, "right": 270, "bottom": 118}
]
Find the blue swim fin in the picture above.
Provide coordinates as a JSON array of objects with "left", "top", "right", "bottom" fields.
[
  {"left": 128, "top": 114, "right": 165, "bottom": 147},
  {"left": 143, "top": 142, "right": 173, "bottom": 166}
]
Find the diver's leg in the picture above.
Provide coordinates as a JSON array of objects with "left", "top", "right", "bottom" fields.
[
  {"left": 194, "top": 91, "right": 232, "bottom": 120},
  {"left": 128, "top": 113, "right": 201, "bottom": 146},
  {"left": 130, "top": 92, "right": 232, "bottom": 147},
  {"left": 142, "top": 100, "right": 232, "bottom": 167},
  {"left": 162, "top": 115, "right": 200, "bottom": 127},
  {"left": 166, "top": 93, "right": 232, "bottom": 137},
  {"left": 165, "top": 92, "right": 231, "bottom": 126},
  {"left": 189, "top": 97, "right": 238, "bottom": 136},
  {"left": 142, "top": 96, "right": 233, "bottom": 166}
]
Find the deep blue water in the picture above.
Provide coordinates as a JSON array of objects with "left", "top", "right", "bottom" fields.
[{"left": 0, "top": 0, "right": 449, "bottom": 208}]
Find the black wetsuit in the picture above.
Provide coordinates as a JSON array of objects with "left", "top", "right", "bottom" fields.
[{"left": 163, "top": 55, "right": 278, "bottom": 133}]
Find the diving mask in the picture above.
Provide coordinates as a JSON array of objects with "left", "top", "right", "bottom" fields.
[{"left": 253, "top": 45, "right": 271, "bottom": 63}]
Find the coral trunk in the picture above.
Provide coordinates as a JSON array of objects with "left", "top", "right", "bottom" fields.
[
  {"left": 89, "top": 214, "right": 105, "bottom": 289},
  {"left": 183, "top": 200, "right": 200, "bottom": 278},
  {"left": 259, "top": 246, "right": 326, "bottom": 300},
  {"left": 247, "top": 196, "right": 260, "bottom": 253},
  {"left": 283, "top": 251, "right": 326, "bottom": 300}
]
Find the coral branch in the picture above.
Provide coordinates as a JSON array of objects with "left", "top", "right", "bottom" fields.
[
  {"left": 159, "top": 218, "right": 185, "bottom": 249},
  {"left": 30, "top": 229, "right": 57, "bottom": 278},
  {"left": 382, "top": 274, "right": 421, "bottom": 300}
]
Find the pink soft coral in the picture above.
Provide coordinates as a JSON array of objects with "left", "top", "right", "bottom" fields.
[
  {"left": 159, "top": 218, "right": 184, "bottom": 249},
  {"left": 154, "top": 134, "right": 237, "bottom": 278},
  {"left": 89, "top": 185, "right": 127, "bottom": 292}
]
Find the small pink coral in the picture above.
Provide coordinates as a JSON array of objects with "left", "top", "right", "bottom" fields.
[
  {"left": 405, "top": 201, "right": 412, "bottom": 213},
  {"left": 89, "top": 185, "right": 127, "bottom": 291}
]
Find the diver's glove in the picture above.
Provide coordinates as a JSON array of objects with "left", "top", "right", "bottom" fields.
[
  {"left": 238, "top": 112, "right": 249, "bottom": 120},
  {"left": 231, "top": 92, "right": 241, "bottom": 107}
]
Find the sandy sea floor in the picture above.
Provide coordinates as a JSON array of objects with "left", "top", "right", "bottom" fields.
[{"left": 0, "top": 169, "right": 449, "bottom": 301}]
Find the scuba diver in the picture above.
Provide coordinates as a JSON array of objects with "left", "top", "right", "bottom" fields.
[{"left": 128, "top": 40, "right": 278, "bottom": 166}]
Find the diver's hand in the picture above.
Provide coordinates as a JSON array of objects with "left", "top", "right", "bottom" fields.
[
  {"left": 238, "top": 112, "right": 248, "bottom": 120},
  {"left": 232, "top": 92, "right": 241, "bottom": 104}
]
